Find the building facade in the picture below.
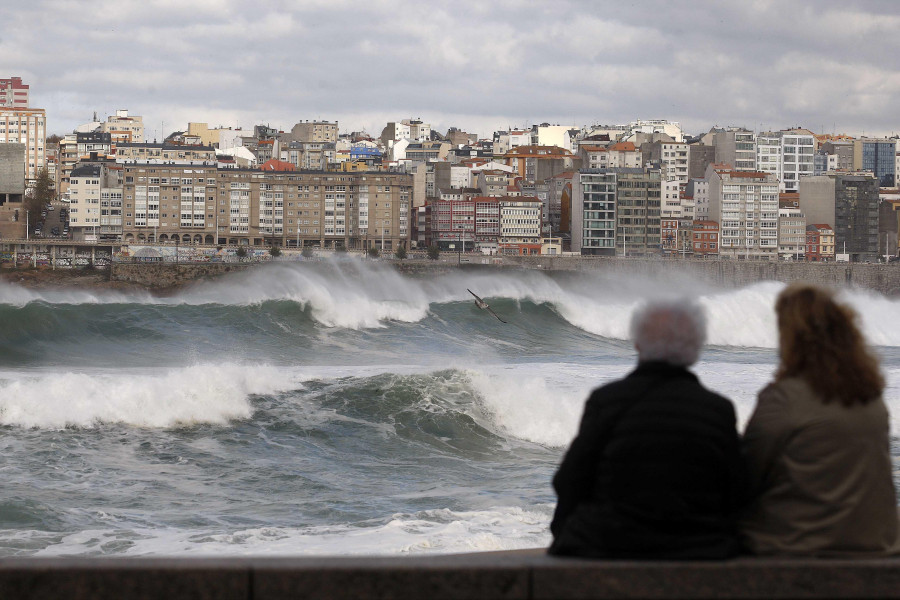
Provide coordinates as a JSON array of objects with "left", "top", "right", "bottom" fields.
[
  {"left": 0, "top": 107, "right": 46, "bottom": 183},
  {"left": 778, "top": 207, "right": 806, "bottom": 259},
  {"left": 707, "top": 167, "right": 779, "bottom": 259},
  {"left": 805, "top": 224, "right": 835, "bottom": 262},
  {"left": 0, "top": 77, "right": 29, "bottom": 108}
]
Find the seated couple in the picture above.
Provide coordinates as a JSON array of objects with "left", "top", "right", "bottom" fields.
[{"left": 549, "top": 284, "right": 899, "bottom": 558}]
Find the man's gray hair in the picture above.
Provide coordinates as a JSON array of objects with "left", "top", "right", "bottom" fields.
[{"left": 630, "top": 299, "right": 707, "bottom": 366}]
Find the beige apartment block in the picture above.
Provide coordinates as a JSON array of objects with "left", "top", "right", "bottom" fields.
[
  {"left": 0, "top": 107, "right": 46, "bottom": 184},
  {"left": 121, "top": 163, "right": 219, "bottom": 244},
  {"left": 101, "top": 110, "right": 144, "bottom": 144},
  {"left": 290, "top": 121, "right": 338, "bottom": 143},
  {"left": 117, "top": 142, "right": 216, "bottom": 162},
  {"left": 120, "top": 165, "right": 413, "bottom": 250}
]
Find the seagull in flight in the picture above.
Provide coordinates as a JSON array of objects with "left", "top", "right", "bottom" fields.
[{"left": 467, "top": 289, "right": 507, "bottom": 323}]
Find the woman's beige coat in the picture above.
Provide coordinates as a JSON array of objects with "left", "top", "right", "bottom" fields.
[{"left": 740, "top": 376, "right": 900, "bottom": 556}]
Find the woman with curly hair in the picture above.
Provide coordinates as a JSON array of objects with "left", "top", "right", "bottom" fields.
[{"left": 740, "top": 284, "right": 899, "bottom": 556}]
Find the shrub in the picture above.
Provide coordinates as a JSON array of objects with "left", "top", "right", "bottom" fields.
[{"left": 427, "top": 245, "right": 440, "bottom": 260}]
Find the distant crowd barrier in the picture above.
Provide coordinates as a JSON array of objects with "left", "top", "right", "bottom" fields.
[{"left": 3, "top": 553, "right": 900, "bottom": 599}]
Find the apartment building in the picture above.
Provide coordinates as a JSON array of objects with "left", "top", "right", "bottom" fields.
[
  {"left": 477, "top": 169, "right": 512, "bottom": 197},
  {"left": 799, "top": 172, "right": 880, "bottom": 261},
  {"left": 806, "top": 224, "right": 835, "bottom": 262},
  {"left": 834, "top": 174, "right": 880, "bottom": 262},
  {"left": 756, "top": 133, "right": 782, "bottom": 187},
  {"left": 0, "top": 107, "right": 46, "bottom": 183},
  {"left": 100, "top": 109, "right": 144, "bottom": 144},
  {"left": 0, "top": 77, "right": 29, "bottom": 108},
  {"left": 578, "top": 141, "right": 642, "bottom": 170},
  {"left": 289, "top": 121, "right": 338, "bottom": 143},
  {"left": 709, "top": 127, "right": 757, "bottom": 171},
  {"left": 503, "top": 145, "right": 578, "bottom": 182},
  {"left": 778, "top": 207, "right": 806, "bottom": 259},
  {"left": 571, "top": 168, "right": 661, "bottom": 256},
  {"left": 854, "top": 138, "right": 896, "bottom": 187},
  {"left": 571, "top": 170, "right": 617, "bottom": 255},
  {"left": 692, "top": 221, "right": 719, "bottom": 257},
  {"left": 68, "top": 163, "right": 123, "bottom": 241},
  {"left": 435, "top": 196, "right": 500, "bottom": 252},
  {"left": 661, "top": 219, "right": 679, "bottom": 255},
  {"left": 499, "top": 196, "right": 542, "bottom": 255},
  {"left": 491, "top": 130, "right": 530, "bottom": 155},
  {"left": 117, "top": 142, "right": 216, "bottom": 163},
  {"left": 121, "top": 162, "right": 218, "bottom": 244},
  {"left": 707, "top": 166, "right": 779, "bottom": 260},
  {"left": 616, "top": 168, "right": 662, "bottom": 255},
  {"left": 646, "top": 141, "right": 689, "bottom": 217},
  {"left": 780, "top": 131, "right": 816, "bottom": 192}
]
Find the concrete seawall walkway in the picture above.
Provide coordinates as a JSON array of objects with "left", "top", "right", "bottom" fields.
[{"left": 4, "top": 553, "right": 900, "bottom": 599}]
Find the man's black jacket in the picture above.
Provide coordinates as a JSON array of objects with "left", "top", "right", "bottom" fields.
[{"left": 549, "top": 361, "right": 746, "bottom": 559}]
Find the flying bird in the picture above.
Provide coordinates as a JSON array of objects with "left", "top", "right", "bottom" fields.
[{"left": 467, "top": 289, "right": 507, "bottom": 323}]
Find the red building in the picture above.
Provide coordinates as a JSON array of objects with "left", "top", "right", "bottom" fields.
[
  {"left": 429, "top": 196, "right": 501, "bottom": 252},
  {"left": 692, "top": 220, "right": 719, "bottom": 256}
]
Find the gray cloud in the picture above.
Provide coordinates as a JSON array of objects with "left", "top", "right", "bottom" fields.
[{"left": 3, "top": 0, "right": 900, "bottom": 139}]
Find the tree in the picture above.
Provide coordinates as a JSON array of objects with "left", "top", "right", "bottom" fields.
[
  {"left": 302, "top": 247, "right": 314, "bottom": 258},
  {"left": 235, "top": 246, "right": 248, "bottom": 261},
  {"left": 31, "top": 166, "right": 55, "bottom": 206},
  {"left": 427, "top": 245, "right": 440, "bottom": 260},
  {"left": 367, "top": 247, "right": 380, "bottom": 258},
  {"left": 269, "top": 246, "right": 282, "bottom": 258},
  {"left": 23, "top": 167, "right": 53, "bottom": 231},
  {"left": 394, "top": 246, "right": 407, "bottom": 260}
]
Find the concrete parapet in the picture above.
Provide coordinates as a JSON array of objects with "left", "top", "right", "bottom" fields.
[{"left": 3, "top": 554, "right": 900, "bottom": 600}]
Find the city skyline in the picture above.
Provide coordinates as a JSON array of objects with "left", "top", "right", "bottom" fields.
[{"left": 3, "top": 1, "right": 900, "bottom": 139}]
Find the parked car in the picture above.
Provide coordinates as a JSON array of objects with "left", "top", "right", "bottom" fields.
[{"left": 51, "top": 227, "right": 60, "bottom": 235}]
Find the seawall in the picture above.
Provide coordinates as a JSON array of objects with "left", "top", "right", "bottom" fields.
[
  {"left": 497, "top": 256, "right": 900, "bottom": 295},
  {"left": 108, "top": 257, "right": 900, "bottom": 295},
  {"left": 4, "top": 554, "right": 900, "bottom": 599}
]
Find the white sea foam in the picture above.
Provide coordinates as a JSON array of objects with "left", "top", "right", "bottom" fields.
[
  {"left": 20, "top": 504, "right": 552, "bottom": 557},
  {"left": 177, "top": 262, "right": 431, "bottom": 329},
  {"left": 3, "top": 262, "right": 899, "bottom": 344},
  {"left": 0, "top": 279, "right": 152, "bottom": 307},
  {"left": 0, "top": 364, "right": 304, "bottom": 429}
]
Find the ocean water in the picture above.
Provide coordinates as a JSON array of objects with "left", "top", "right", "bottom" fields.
[{"left": 0, "top": 260, "right": 898, "bottom": 557}]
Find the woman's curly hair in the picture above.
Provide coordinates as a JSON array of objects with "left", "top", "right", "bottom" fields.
[{"left": 775, "top": 284, "right": 884, "bottom": 405}]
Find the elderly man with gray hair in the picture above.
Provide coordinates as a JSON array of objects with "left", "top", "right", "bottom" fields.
[{"left": 549, "top": 299, "right": 746, "bottom": 559}]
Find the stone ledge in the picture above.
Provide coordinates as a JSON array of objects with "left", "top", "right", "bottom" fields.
[{"left": 2, "top": 554, "right": 900, "bottom": 600}]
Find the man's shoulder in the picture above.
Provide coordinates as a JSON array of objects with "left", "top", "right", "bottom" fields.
[{"left": 587, "top": 364, "right": 733, "bottom": 409}]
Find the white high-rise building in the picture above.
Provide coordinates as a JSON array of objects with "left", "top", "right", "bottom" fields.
[
  {"left": 707, "top": 165, "right": 780, "bottom": 260},
  {"left": 778, "top": 206, "right": 806, "bottom": 259}
]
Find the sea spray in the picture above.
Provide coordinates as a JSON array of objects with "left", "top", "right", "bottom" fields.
[{"left": 0, "top": 364, "right": 302, "bottom": 428}]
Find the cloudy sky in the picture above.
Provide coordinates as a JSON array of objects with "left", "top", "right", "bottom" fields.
[{"left": 3, "top": 0, "right": 900, "bottom": 140}]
